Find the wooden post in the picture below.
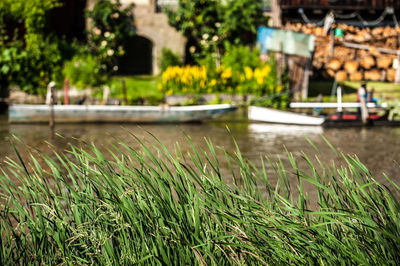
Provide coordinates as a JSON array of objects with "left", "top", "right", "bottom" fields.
[
  {"left": 122, "top": 79, "right": 128, "bottom": 105},
  {"left": 337, "top": 86, "right": 343, "bottom": 113},
  {"left": 330, "top": 28, "right": 334, "bottom": 58},
  {"left": 360, "top": 96, "right": 369, "bottom": 125},
  {"left": 64, "top": 78, "right": 69, "bottom": 105},
  {"left": 102, "top": 86, "right": 110, "bottom": 105},
  {"left": 48, "top": 82, "right": 56, "bottom": 129},
  {"left": 271, "top": 0, "right": 282, "bottom": 27},
  {"left": 302, "top": 53, "right": 313, "bottom": 99},
  {"left": 395, "top": 52, "right": 400, "bottom": 84}
]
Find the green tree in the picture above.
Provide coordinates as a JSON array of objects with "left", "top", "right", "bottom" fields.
[
  {"left": 86, "top": 0, "right": 135, "bottom": 75},
  {"left": 0, "top": 0, "right": 62, "bottom": 95},
  {"left": 165, "top": 0, "right": 266, "bottom": 61},
  {"left": 63, "top": 0, "right": 136, "bottom": 90}
]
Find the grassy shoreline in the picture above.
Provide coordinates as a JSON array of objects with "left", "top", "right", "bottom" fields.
[{"left": 1, "top": 135, "right": 400, "bottom": 264}]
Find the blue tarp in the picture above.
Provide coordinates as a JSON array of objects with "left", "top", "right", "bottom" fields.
[{"left": 257, "top": 27, "right": 315, "bottom": 57}]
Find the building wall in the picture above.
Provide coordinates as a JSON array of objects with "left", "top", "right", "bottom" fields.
[
  {"left": 133, "top": 4, "right": 185, "bottom": 74},
  {"left": 87, "top": 0, "right": 185, "bottom": 75}
]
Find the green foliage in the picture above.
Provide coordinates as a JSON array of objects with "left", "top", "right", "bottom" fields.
[
  {"left": 165, "top": 0, "right": 265, "bottom": 59},
  {"left": 160, "top": 46, "right": 284, "bottom": 104},
  {"left": 221, "top": 43, "right": 261, "bottom": 72},
  {"left": 0, "top": 0, "right": 136, "bottom": 94},
  {"left": 63, "top": 54, "right": 106, "bottom": 89},
  {"left": 1, "top": 136, "right": 400, "bottom": 264},
  {"left": 0, "top": 0, "right": 62, "bottom": 94},
  {"left": 160, "top": 47, "right": 182, "bottom": 73},
  {"left": 108, "top": 76, "right": 163, "bottom": 105},
  {"left": 60, "top": 0, "right": 136, "bottom": 90},
  {"left": 386, "top": 100, "right": 400, "bottom": 120},
  {"left": 0, "top": 33, "right": 62, "bottom": 95},
  {"left": 196, "top": 51, "right": 218, "bottom": 74},
  {"left": 252, "top": 54, "right": 290, "bottom": 109},
  {"left": 221, "top": 0, "right": 265, "bottom": 44},
  {"left": 86, "top": 0, "right": 135, "bottom": 76}
]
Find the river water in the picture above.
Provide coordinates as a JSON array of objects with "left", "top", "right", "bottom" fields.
[{"left": 1, "top": 111, "right": 400, "bottom": 191}]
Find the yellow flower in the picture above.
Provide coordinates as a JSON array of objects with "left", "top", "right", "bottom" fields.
[
  {"left": 244, "top": 67, "right": 253, "bottom": 80},
  {"left": 254, "top": 68, "right": 266, "bottom": 85},
  {"left": 263, "top": 65, "right": 271, "bottom": 75},
  {"left": 210, "top": 79, "right": 217, "bottom": 86},
  {"left": 221, "top": 67, "right": 232, "bottom": 79}
]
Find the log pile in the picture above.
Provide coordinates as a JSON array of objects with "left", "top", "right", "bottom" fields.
[{"left": 284, "top": 22, "right": 400, "bottom": 82}]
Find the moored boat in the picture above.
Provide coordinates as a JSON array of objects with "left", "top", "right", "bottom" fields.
[
  {"left": 324, "top": 112, "right": 400, "bottom": 127},
  {"left": 9, "top": 104, "right": 237, "bottom": 123},
  {"left": 248, "top": 106, "right": 325, "bottom": 126}
]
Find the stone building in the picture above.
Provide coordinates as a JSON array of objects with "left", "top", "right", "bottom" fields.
[{"left": 86, "top": 0, "right": 185, "bottom": 75}]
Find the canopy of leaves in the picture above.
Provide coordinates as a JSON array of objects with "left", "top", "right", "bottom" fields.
[
  {"left": 86, "top": 0, "right": 135, "bottom": 74},
  {"left": 0, "top": 0, "right": 61, "bottom": 94},
  {"left": 165, "top": 0, "right": 266, "bottom": 57}
]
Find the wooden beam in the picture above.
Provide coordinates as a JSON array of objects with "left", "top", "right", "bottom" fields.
[{"left": 342, "top": 42, "right": 400, "bottom": 55}]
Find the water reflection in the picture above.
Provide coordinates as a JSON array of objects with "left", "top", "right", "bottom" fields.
[{"left": 1, "top": 114, "right": 400, "bottom": 190}]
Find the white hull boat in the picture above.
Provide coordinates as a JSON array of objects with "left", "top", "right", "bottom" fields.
[
  {"left": 248, "top": 106, "right": 325, "bottom": 126},
  {"left": 9, "top": 104, "right": 237, "bottom": 123}
]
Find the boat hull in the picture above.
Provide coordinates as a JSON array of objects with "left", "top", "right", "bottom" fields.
[
  {"left": 324, "top": 112, "right": 400, "bottom": 127},
  {"left": 9, "top": 104, "right": 237, "bottom": 123},
  {"left": 248, "top": 106, "right": 325, "bottom": 126}
]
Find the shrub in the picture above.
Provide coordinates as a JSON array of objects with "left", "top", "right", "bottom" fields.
[
  {"left": 159, "top": 43, "right": 287, "bottom": 105},
  {"left": 63, "top": 54, "right": 106, "bottom": 89},
  {"left": 160, "top": 47, "right": 182, "bottom": 73},
  {"left": 161, "top": 65, "right": 208, "bottom": 95},
  {"left": 159, "top": 62, "right": 282, "bottom": 98},
  {"left": 86, "top": 0, "right": 135, "bottom": 76},
  {"left": 0, "top": 0, "right": 62, "bottom": 95},
  {"left": 221, "top": 43, "right": 261, "bottom": 72}
]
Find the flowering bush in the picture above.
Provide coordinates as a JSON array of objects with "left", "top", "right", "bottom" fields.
[
  {"left": 165, "top": 0, "right": 265, "bottom": 61},
  {"left": 160, "top": 66, "right": 208, "bottom": 95},
  {"left": 0, "top": 0, "right": 62, "bottom": 95},
  {"left": 159, "top": 47, "right": 182, "bottom": 73},
  {"left": 86, "top": 0, "right": 135, "bottom": 75},
  {"left": 159, "top": 63, "right": 282, "bottom": 97}
]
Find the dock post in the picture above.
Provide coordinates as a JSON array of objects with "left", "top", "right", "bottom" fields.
[
  {"left": 47, "top": 82, "right": 56, "bottom": 129},
  {"left": 337, "top": 86, "right": 343, "bottom": 119},
  {"left": 122, "top": 79, "right": 128, "bottom": 105},
  {"left": 64, "top": 78, "right": 69, "bottom": 105},
  {"left": 360, "top": 96, "right": 369, "bottom": 125},
  {"left": 395, "top": 52, "right": 400, "bottom": 84}
]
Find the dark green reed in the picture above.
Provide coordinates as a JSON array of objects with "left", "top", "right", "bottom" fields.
[{"left": 0, "top": 134, "right": 399, "bottom": 265}]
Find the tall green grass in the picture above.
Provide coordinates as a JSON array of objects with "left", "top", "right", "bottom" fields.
[{"left": 0, "top": 134, "right": 399, "bottom": 265}]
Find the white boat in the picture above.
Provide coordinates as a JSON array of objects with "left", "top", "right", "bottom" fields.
[
  {"left": 248, "top": 106, "right": 325, "bottom": 126},
  {"left": 9, "top": 104, "right": 237, "bottom": 123}
]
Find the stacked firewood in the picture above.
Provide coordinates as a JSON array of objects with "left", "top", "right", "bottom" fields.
[{"left": 284, "top": 22, "right": 400, "bottom": 82}]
